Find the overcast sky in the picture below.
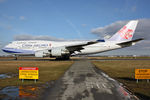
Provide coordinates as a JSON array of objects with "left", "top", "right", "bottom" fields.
[{"left": 0, "top": 0, "right": 150, "bottom": 56}]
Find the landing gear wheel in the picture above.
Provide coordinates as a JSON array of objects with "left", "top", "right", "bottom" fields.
[{"left": 56, "top": 56, "right": 70, "bottom": 60}]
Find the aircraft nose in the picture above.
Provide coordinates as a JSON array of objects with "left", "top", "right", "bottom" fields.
[{"left": 1, "top": 47, "right": 7, "bottom": 52}]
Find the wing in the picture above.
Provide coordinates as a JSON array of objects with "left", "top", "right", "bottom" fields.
[
  {"left": 35, "top": 39, "right": 105, "bottom": 57},
  {"left": 66, "top": 39, "right": 105, "bottom": 53}
]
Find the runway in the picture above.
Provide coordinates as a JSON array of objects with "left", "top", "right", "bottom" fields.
[{"left": 42, "top": 58, "right": 138, "bottom": 100}]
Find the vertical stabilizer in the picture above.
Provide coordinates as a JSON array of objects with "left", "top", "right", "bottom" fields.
[{"left": 108, "top": 20, "right": 138, "bottom": 41}]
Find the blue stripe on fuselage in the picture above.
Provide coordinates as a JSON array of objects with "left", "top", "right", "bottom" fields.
[{"left": 2, "top": 48, "right": 35, "bottom": 54}]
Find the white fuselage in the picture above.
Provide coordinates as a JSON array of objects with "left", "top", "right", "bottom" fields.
[
  {"left": 2, "top": 40, "right": 122, "bottom": 56},
  {"left": 2, "top": 20, "right": 140, "bottom": 57}
]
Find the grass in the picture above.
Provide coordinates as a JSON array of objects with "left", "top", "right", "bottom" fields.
[
  {"left": 88, "top": 56, "right": 150, "bottom": 60},
  {"left": 0, "top": 60, "right": 73, "bottom": 88},
  {"left": 93, "top": 60, "right": 150, "bottom": 100}
]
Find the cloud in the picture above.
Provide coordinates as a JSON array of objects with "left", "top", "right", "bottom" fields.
[
  {"left": 19, "top": 16, "right": 25, "bottom": 20},
  {"left": 134, "top": 40, "right": 150, "bottom": 50},
  {"left": 91, "top": 19, "right": 150, "bottom": 40},
  {"left": 91, "top": 19, "right": 150, "bottom": 55},
  {"left": 13, "top": 34, "right": 65, "bottom": 41},
  {"left": 91, "top": 20, "right": 127, "bottom": 38}
]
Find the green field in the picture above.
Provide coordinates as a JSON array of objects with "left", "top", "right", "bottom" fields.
[
  {"left": 88, "top": 56, "right": 150, "bottom": 60},
  {"left": 0, "top": 60, "right": 73, "bottom": 88},
  {"left": 93, "top": 60, "right": 150, "bottom": 100}
]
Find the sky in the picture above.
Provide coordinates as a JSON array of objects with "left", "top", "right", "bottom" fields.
[{"left": 0, "top": 0, "right": 150, "bottom": 56}]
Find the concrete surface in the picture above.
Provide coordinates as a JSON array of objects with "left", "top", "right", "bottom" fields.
[{"left": 42, "top": 58, "right": 138, "bottom": 100}]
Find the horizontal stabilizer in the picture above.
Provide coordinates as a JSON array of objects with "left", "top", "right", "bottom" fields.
[{"left": 117, "top": 38, "right": 144, "bottom": 46}]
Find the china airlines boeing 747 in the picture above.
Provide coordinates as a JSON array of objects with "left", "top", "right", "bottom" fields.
[{"left": 2, "top": 20, "right": 143, "bottom": 59}]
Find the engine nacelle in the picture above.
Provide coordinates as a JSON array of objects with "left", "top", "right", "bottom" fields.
[
  {"left": 35, "top": 50, "right": 50, "bottom": 57},
  {"left": 51, "top": 47, "right": 70, "bottom": 57}
]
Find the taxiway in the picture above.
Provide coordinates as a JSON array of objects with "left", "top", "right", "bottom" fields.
[{"left": 42, "top": 58, "right": 138, "bottom": 100}]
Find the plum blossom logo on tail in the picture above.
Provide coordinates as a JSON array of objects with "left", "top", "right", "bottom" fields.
[{"left": 118, "top": 26, "right": 133, "bottom": 39}]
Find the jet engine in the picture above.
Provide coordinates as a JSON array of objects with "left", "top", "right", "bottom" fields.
[
  {"left": 50, "top": 47, "right": 70, "bottom": 57},
  {"left": 35, "top": 47, "right": 70, "bottom": 59},
  {"left": 35, "top": 50, "right": 50, "bottom": 57}
]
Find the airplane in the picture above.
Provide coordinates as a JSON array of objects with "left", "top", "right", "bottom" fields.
[{"left": 2, "top": 20, "right": 143, "bottom": 60}]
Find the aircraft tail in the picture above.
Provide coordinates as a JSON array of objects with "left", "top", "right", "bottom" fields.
[{"left": 108, "top": 20, "right": 138, "bottom": 42}]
